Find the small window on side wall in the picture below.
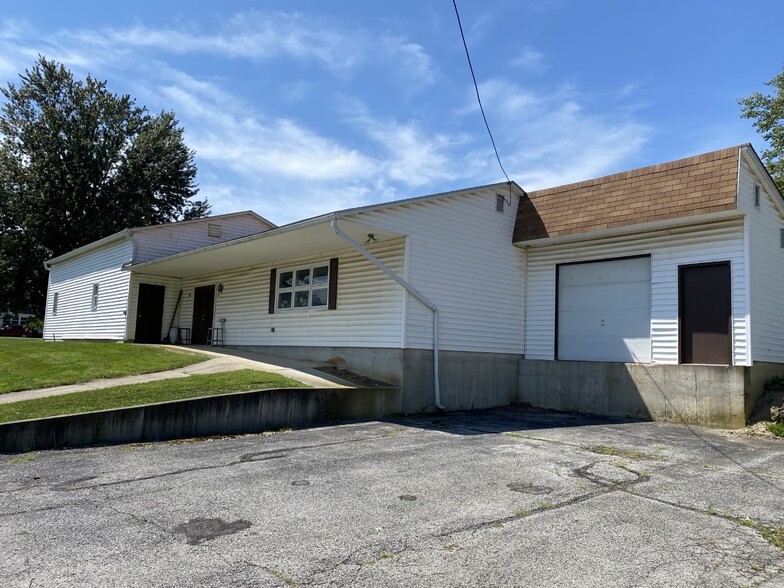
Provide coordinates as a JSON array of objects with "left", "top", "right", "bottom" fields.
[{"left": 91, "top": 284, "right": 99, "bottom": 311}]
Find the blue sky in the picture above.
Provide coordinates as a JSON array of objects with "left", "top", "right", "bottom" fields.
[{"left": 1, "top": 1, "right": 782, "bottom": 225}]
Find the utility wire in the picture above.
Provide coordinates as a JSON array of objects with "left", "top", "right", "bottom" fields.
[{"left": 451, "top": 0, "right": 511, "bottom": 191}]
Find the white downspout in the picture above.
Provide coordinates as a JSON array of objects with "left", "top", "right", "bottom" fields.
[{"left": 331, "top": 214, "right": 444, "bottom": 410}]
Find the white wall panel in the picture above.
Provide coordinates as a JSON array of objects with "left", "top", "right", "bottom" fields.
[
  {"left": 43, "top": 240, "right": 134, "bottom": 340},
  {"left": 176, "top": 239, "right": 406, "bottom": 348},
  {"left": 524, "top": 219, "right": 748, "bottom": 365},
  {"left": 134, "top": 214, "right": 271, "bottom": 264},
  {"left": 739, "top": 155, "right": 784, "bottom": 363},
  {"left": 346, "top": 188, "right": 525, "bottom": 353}
]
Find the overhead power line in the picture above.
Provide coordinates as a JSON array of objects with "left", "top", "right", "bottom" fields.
[{"left": 451, "top": 0, "right": 511, "bottom": 186}]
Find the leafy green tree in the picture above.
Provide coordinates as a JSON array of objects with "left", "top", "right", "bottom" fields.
[
  {"left": 739, "top": 66, "right": 784, "bottom": 192},
  {"left": 0, "top": 57, "right": 208, "bottom": 314}
]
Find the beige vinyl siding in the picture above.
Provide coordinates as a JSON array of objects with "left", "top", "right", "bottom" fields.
[
  {"left": 43, "top": 240, "right": 134, "bottom": 340},
  {"left": 133, "top": 214, "right": 271, "bottom": 264},
  {"left": 343, "top": 187, "right": 525, "bottom": 353},
  {"left": 524, "top": 219, "right": 748, "bottom": 365},
  {"left": 126, "top": 274, "right": 184, "bottom": 342},
  {"left": 738, "top": 156, "right": 784, "bottom": 363},
  {"left": 177, "top": 239, "right": 406, "bottom": 348}
]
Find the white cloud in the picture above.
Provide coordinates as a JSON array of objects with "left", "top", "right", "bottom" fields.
[
  {"left": 156, "top": 73, "right": 376, "bottom": 183},
  {"left": 510, "top": 48, "right": 545, "bottom": 70},
  {"left": 55, "top": 11, "right": 436, "bottom": 88},
  {"left": 342, "top": 98, "right": 476, "bottom": 187},
  {"left": 458, "top": 79, "right": 650, "bottom": 189},
  {"left": 380, "top": 36, "right": 436, "bottom": 89}
]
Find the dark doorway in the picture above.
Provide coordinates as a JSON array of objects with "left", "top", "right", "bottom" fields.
[
  {"left": 679, "top": 262, "right": 732, "bottom": 365},
  {"left": 135, "top": 284, "right": 166, "bottom": 344},
  {"left": 191, "top": 285, "right": 215, "bottom": 345}
]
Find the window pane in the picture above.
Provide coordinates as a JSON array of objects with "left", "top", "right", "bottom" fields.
[
  {"left": 312, "top": 266, "right": 328, "bottom": 285},
  {"left": 296, "top": 269, "right": 311, "bottom": 286},
  {"left": 279, "top": 271, "right": 293, "bottom": 289},
  {"left": 294, "top": 290, "right": 310, "bottom": 308},
  {"left": 312, "top": 288, "right": 328, "bottom": 307},
  {"left": 278, "top": 292, "right": 292, "bottom": 309}
]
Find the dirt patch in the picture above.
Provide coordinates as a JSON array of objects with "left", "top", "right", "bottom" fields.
[
  {"left": 730, "top": 386, "right": 784, "bottom": 440},
  {"left": 315, "top": 366, "right": 393, "bottom": 388}
]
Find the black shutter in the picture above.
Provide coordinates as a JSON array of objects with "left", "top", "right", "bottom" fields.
[
  {"left": 268, "top": 268, "right": 277, "bottom": 314},
  {"left": 328, "top": 258, "right": 339, "bottom": 310}
]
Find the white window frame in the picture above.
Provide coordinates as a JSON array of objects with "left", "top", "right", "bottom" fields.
[
  {"left": 91, "top": 284, "right": 99, "bottom": 311},
  {"left": 276, "top": 263, "right": 330, "bottom": 311}
]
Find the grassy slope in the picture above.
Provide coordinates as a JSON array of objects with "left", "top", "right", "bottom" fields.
[
  {"left": 0, "top": 369, "right": 306, "bottom": 423},
  {"left": 0, "top": 339, "right": 207, "bottom": 393}
]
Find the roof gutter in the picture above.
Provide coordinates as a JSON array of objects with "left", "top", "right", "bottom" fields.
[{"left": 331, "top": 213, "right": 444, "bottom": 411}]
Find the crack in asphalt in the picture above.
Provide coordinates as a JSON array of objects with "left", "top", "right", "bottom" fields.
[{"left": 0, "top": 430, "right": 416, "bottom": 499}]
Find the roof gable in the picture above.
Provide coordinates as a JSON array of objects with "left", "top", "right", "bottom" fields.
[{"left": 513, "top": 146, "right": 743, "bottom": 243}]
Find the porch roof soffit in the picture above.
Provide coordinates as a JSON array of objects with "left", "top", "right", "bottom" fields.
[{"left": 127, "top": 216, "right": 405, "bottom": 278}]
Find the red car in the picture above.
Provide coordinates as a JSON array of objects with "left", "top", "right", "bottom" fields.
[{"left": 0, "top": 325, "right": 39, "bottom": 337}]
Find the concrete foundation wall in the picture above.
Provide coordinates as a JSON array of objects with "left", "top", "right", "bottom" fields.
[
  {"left": 231, "top": 346, "right": 521, "bottom": 415},
  {"left": 518, "top": 360, "right": 748, "bottom": 428},
  {"left": 0, "top": 386, "right": 399, "bottom": 454},
  {"left": 402, "top": 349, "right": 520, "bottom": 414}
]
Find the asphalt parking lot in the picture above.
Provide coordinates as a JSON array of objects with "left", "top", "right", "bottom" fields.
[{"left": 1, "top": 407, "right": 782, "bottom": 587}]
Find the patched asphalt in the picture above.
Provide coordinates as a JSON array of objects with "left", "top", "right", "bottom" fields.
[{"left": 1, "top": 407, "right": 782, "bottom": 587}]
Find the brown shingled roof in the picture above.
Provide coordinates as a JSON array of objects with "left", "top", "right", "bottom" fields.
[{"left": 513, "top": 145, "right": 744, "bottom": 243}]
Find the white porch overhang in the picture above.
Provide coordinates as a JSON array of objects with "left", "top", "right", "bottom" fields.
[{"left": 127, "top": 216, "right": 405, "bottom": 278}]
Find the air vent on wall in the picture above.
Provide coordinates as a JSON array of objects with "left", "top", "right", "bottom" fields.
[
  {"left": 496, "top": 194, "right": 505, "bottom": 214},
  {"left": 208, "top": 223, "right": 222, "bottom": 238},
  {"left": 754, "top": 184, "right": 761, "bottom": 208}
]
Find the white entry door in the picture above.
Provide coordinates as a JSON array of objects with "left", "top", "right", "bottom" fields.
[{"left": 557, "top": 256, "right": 651, "bottom": 362}]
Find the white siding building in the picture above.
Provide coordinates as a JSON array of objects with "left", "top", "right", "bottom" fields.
[
  {"left": 43, "top": 144, "right": 784, "bottom": 426},
  {"left": 43, "top": 212, "right": 274, "bottom": 342},
  {"left": 130, "top": 184, "right": 526, "bottom": 413},
  {"left": 514, "top": 144, "right": 784, "bottom": 427}
]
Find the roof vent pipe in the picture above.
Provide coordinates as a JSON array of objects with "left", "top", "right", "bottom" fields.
[{"left": 331, "top": 214, "right": 444, "bottom": 411}]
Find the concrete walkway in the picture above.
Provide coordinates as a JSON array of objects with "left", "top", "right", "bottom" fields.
[{"left": 0, "top": 345, "right": 353, "bottom": 405}]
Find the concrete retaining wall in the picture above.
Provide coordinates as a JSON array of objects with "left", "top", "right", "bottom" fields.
[
  {"left": 0, "top": 386, "right": 399, "bottom": 454},
  {"left": 233, "top": 345, "right": 521, "bottom": 414},
  {"left": 518, "top": 360, "right": 748, "bottom": 428}
]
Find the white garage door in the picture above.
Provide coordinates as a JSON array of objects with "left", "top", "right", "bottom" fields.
[{"left": 557, "top": 257, "right": 651, "bottom": 362}]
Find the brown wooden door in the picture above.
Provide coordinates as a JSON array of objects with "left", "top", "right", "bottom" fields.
[
  {"left": 191, "top": 285, "right": 215, "bottom": 345},
  {"left": 135, "top": 284, "right": 165, "bottom": 343},
  {"left": 679, "top": 262, "right": 731, "bottom": 365}
]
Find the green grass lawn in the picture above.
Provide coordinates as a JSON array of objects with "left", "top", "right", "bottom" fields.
[
  {"left": 0, "top": 339, "right": 207, "bottom": 394},
  {"left": 0, "top": 369, "right": 306, "bottom": 423}
]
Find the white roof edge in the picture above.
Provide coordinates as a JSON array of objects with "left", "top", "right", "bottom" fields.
[
  {"left": 128, "top": 181, "right": 522, "bottom": 272},
  {"left": 130, "top": 210, "right": 276, "bottom": 233},
  {"left": 515, "top": 209, "right": 746, "bottom": 248},
  {"left": 337, "top": 181, "right": 525, "bottom": 219},
  {"left": 739, "top": 145, "right": 784, "bottom": 217},
  {"left": 128, "top": 214, "right": 334, "bottom": 271},
  {"left": 44, "top": 229, "right": 132, "bottom": 268}
]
